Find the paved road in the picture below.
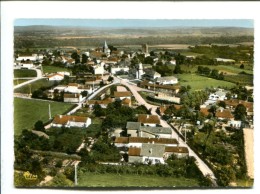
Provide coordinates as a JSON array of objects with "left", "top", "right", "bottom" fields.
[{"left": 116, "top": 77, "right": 217, "bottom": 186}]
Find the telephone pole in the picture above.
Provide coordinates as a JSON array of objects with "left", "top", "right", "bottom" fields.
[{"left": 49, "top": 104, "right": 52, "bottom": 119}]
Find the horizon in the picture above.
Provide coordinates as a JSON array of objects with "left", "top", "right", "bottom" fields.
[{"left": 14, "top": 19, "right": 254, "bottom": 28}]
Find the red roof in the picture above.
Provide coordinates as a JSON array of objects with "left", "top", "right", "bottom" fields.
[
  {"left": 165, "top": 146, "right": 189, "bottom": 153},
  {"left": 114, "top": 91, "right": 132, "bottom": 97},
  {"left": 200, "top": 108, "right": 210, "bottom": 116},
  {"left": 138, "top": 114, "right": 160, "bottom": 124},
  {"left": 215, "top": 109, "right": 234, "bottom": 119},
  {"left": 53, "top": 115, "right": 88, "bottom": 125}
]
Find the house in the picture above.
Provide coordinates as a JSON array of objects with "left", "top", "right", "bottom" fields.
[
  {"left": 139, "top": 80, "right": 180, "bottom": 95},
  {"left": 215, "top": 58, "right": 235, "bottom": 63},
  {"left": 51, "top": 115, "right": 91, "bottom": 128},
  {"left": 138, "top": 114, "right": 160, "bottom": 127},
  {"left": 86, "top": 98, "right": 114, "bottom": 109},
  {"left": 114, "top": 91, "right": 132, "bottom": 100},
  {"left": 64, "top": 93, "right": 83, "bottom": 103},
  {"left": 128, "top": 144, "right": 165, "bottom": 164},
  {"left": 94, "top": 64, "right": 105, "bottom": 75},
  {"left": 215, "top": 109, "right": 234, "bottom": 120},
  {"left": 47, "top": 73, "right": 64, "bottom": 81},
  {"left": 64, "top": 83, "right": 79, "bottom": 93},
  {"left": 20, "top": 63, "right": 34, "bottom": 69},
  {"left": 114, "top": 137, "right": 178, "bottom": 148},
  {"left": 111, "top": 65, "right": 129, "bottom": 75},
  {"left": 142, "top": 69, "right": 161, "bottom": 80},
  {"left": 16, "top": 55, "right": 37, "bottom": 61},
  {"left": 156, "top": 76, "right": 178, "bottom": 85},
  {"left": 57, "top": 71, "right": 70, "bottom": 76},
  {"left": 164, "top": 146, "right": 189, "bottom": 159}
]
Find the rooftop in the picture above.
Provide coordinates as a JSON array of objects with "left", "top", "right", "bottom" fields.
[
  {"left": 138, "top": 114, "right": 160, "bottom": 124},
  {"left": 165, "top": 146, "right": 189, "bottom": 153},
  {"left": 140, "top": 126, "right": 172, "bottom": 134},
  {"left": 126, "top": 122, "right": 141, "bottom": 130},
  {"left": 53, "top": 115, "right": 88, "bottom": 125},
  {"left": 128, "top": 147, "right": 141, "bottom": 156},
  {"left": 114, "top": 91, "right": 132, "bottom": 97},
  {"left": 140, "top": 143, "right": 165, "bottom": 158}
]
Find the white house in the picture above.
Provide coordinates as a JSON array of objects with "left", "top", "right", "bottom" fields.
[
  {"left": 228, "top": 120, "right": 242, "bottom": 129},
  {"left": 47, "top": 73, "right": 64, "bottom": 81},
  {"left": 20, "top": 63, "right": 34, "bottom": 69},
  {"left": 215, "top": 58, "right": 236, "bottom": 63},
  {"left": 57, "top": 71, "right": 70, "bottom": 76},
  {"left": 16, "top": 55, "right": 37, "bottom": 62},
  {"left": 94, "top": 64, "right": 105, "bottom": 75},
  {"left": 139, "top": 126, "right": 172, "bottom": 139},
  {"left": 111, "top": 66, "right": 129, "bottom": 75},
  {"left": 64, "top": 83, "right": 79, "bottom": 93},
  {"left": 156, "top": 76, "right": 178, "bottom": 85},
  {"left": 51, "top": 115, "right": 91, "bottom": 128}
]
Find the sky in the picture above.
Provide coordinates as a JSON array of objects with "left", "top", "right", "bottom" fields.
[{"left": 14, "top": 19, "right": 254, "bottom": 28}]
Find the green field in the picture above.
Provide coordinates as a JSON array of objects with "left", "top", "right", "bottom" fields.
[
  {"left": 13, "top": 79, "right": 31, "bottom": 86},
  {"left": 78, "top": 172, "right": 199, "bottom": 187},
  {"left": 14, "top": 97, "right": 74, "bottom": 135},
  {"left": 14, "top": 78, "right": 57, "bottom": 94},
  {"left": 14, "top": 69, "right": 37, "bottom": 78},
  {"left": 42, "top": 66, "right": 71, "bottom": 74},
  {"left": 177, "top": 74, "right": 235, "bottom": 91}
]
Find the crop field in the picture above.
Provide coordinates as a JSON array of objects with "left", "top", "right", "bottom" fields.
[
  {"left": 14, "top": 97, "right": 74, "bottom": 135},
  {"left": 14, "top": 69, "right": 37, "bottom": 78},
  {"left": 177, "top": 74, "right": 235, "bottom": 91},
  {"left": 14, "top": 78, "right": 57, "bottom": 94},
  {"left": 224, "top": 74, "right": 253, "bottom": 85},
  {"left": 78, "top": 172, "right": 199, "bottom": 187}
]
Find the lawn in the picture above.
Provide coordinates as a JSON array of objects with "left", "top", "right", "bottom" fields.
[
  {"left": 14, "top": 69, "right": 37, "bottom": 78},
  {"left": 78, "top": 172, "right": 200, "bottom": 187},
  {"left": 14, "top": 78, "right": 57, "bottom": 94},
  {"left": 14, "top": 97, "right": 74, "bottom": 135},
  {"left": 42, "top": 66, "right": 71, "bottom": 74},
  {"left": 177, "top": 74, "right": 235, "bottom": 91}
]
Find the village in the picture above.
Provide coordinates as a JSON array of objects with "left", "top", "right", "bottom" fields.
[{"left": 13, "top": 39, "right": 254, "bottom": 187}]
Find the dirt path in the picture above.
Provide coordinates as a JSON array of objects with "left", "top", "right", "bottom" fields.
[{"left": 243, "top": 128, "right": 254, "bottom": 179}]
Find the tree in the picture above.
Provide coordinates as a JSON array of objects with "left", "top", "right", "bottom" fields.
[
  {"left": 173, "top": 64, "right": 182, "bottom": 74},
  {"left": 234, "top": 104, "right": 247, "bottom": 121},
  {"left": 81, "top": 91, "right": 88, "bottom": 97},
  {"left": 240, "top": 63, "right": 245, "bottom": 69},
  {"left": 107, "top": 76, "right": 114, "bottom": 82},
  {"left": 81, "top": 54, "right": 88, "bottom": 63},
  {"left": 218, "top": 101, "right": 226, "bottom": 108},
  {"left": 71, "top": 52, "right": 80, "bottom": 64},
  {"left": 34, "top": 120, "right": 45, "bottom": 132},
  {"left": 46, "top": 173, "right": 74, "bottom": 187},
  {"left": 93, "top": 103, "right": 105, "bottom": 117}
]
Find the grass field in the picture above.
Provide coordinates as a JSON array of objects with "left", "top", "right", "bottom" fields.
[
  {"left": 14, "top": 97, "right": 74, "bottom": 135},
  {"left": 13, "top": 79, "right": 31, "bottom": 86},
  {"left": 42, "top": 66, "right": 71, "bottom": 74},
  {"left": 177, "top": 74, "right": 235, "bottom": 91},
  {"left": 14, "top": 78, "right": 57, "bottom": 94},
  {"left": 78, "top": 172, "right": 199, "bottom": 187},
  {"left": 14, "top": 69, "right": 37, "bottom": 78}
]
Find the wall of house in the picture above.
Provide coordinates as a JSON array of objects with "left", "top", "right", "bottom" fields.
[
  {"left": 49, "top": 76, "right": 64, "bottom": 81},
  {"left": 142, "top": 156, "right": 165, "bottom": 164},
  {"left": 127, "top": 130, "right": 138, "bottom": 137},
  {"left": 128, "top": 156, "right": 143, "bottom": 163},
  {"left": 128, "top": 143, "right": 142, "bottom": 148},
  {"left": 64, "top": 98, "right": 79, "bottom": 103}
]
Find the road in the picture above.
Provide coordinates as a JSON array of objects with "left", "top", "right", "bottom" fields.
[
  {"left": 14, "top": 68, "right": 43, "bottom": 90},
  {"left": 116, "top": 77, "right": 217, "bottom": 186}
]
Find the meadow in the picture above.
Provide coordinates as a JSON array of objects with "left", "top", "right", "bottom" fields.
[
  {"left": 42, "top": 66, "right": 71, "bottom": 74},
  {"left": 78, "top": 172, "right": 200, "bottom": 187},
  {"left": 14, "top": 78, "right": 57, "bottom": 94},
  {"left": 14, "top": 97, "right": 74, "bottom": 135},
  {"left": 177, "top": 74, "right": 235, "bottom": 91}
]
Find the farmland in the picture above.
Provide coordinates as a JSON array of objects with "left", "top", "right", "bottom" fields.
[
  {"left": 14, "top": 69, "right": 37, "bottom": 78},
  {"left": 14, "top": 97, "right": 74, "bottom": 135},
  {"left": 177, "top": 74, "right": 235, "bottom": 91}
]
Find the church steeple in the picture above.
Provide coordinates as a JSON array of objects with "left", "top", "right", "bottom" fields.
[{"left": 103, "top": 40, "right": 110, "bottom": 55}]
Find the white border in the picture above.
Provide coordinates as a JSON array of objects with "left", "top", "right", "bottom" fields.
[{"left": 1, "top": 1, "right": 260, "bottom": 194}]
